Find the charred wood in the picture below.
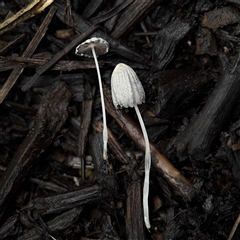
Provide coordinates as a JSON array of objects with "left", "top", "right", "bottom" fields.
[
  {"left": 146, "top": 68, "right": 210, "bottom": 118},
  {"left": 33, "top": 185, "right": 104, "bottom": 215},
  {"left": 104, "top": 87, "right": 192, "bottom": 198},
  {"left": 17, "top": 207, "right": 82, "bottom": 240},
  {"left": 126, "top": 179, "right": 146, "bottom": 240},
  {"left": 54, "top": 2, "right": 147, "bottom": 64},
  {"left": 21, "top": 24, "right": 99, "bottom": 91},
  {"left": 111, "top": 0, "right": 158, "bottom": 38},
  {"left": 153, "top": 18, "right": 195, "bottom": 71},
  {"left": 0, "top": 81, "right": 72, "bottom": 220},
  {"left": 168, "top": 55, "right": 240, "bottom": 161}
]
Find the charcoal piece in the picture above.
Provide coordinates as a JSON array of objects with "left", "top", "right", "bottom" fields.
[
  {"left": 21, "top": 73, "right": 85, "bottom": 102},
  {"left": 226, "top": 0, "right": 240, "bottom": 5},
  {"left": 33, "top": 185, "right": 105, "bottom": 215},
  {"left": 0, "top": 82, "right": 72, "bottom": 220},
  {"left": 168, "top": 55, "right": 240, "bottom": 161},
  {"left": 201, "top": 6, "right": 240, "bottom": 29},
  {"left": 146, "top": 68, "right": 209, "bottom": 118},
  {"left": 153, "top": 18, "right": 195, "bottom": 71},
  {"left": 90, "top": 133, "right": 118, "bottom": 194},
  {"left": 147, "top": 124, "right": 168, "bottom": 142},
  {"left": 195, "top": 27, "right": 218, "bottom": 56},
  {"left": 111, "top": 0, "right": 158, "bottom": 38},
  {"left": 215, "top": 29, "right": 240, "bottom": 44},
  {"left": 91, "top": 0, "right": 133, "bottom": 26},
  {"left": 221, "top": 132, "right": 240, "bottom": 186},
  {"left": 54, "top": 2, "right": 146, "bottom": 64},
  {"left": 78, "top": 97, "right": 93, "bottom": 179},
  {"left": 98, "top": 0, "right": 133, "bottom": 32},
  {"left": 126, "top": 179, "right": 146, "bottom": 240},
  {"left": 21, "top": 25, "right": 98, "bottom": 91},
  {"left": 17, "top": 208, "right": 82, "bottom": 240},
  {"left": 82, "top": 0, "right": 106, "bottom": 18},
  {"left": 150, "top": 5, "right": 175, "bottom": 29},
  {"left": 30, "top": 178, "right": 68, "bottom": 193},
  {"left": 104, "top": 87, "right": 192, "bottom": 198},
  {"left": 0, "top": 216, "right": 19, "bottom": 239},
  {"left": 194, "top": 0, "right": 214, "bottom": 12}
]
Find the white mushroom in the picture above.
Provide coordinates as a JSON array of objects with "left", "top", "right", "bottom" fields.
[
  {"left": 111, "top": 63, "right": 151, "bottom": 229},
  {"left": 75, "top": 37, "right": 109, "bottom": 160}
]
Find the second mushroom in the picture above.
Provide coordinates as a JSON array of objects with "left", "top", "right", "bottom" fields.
[{"left": 111, "top": 63, "right": 151, "bottom": 229}]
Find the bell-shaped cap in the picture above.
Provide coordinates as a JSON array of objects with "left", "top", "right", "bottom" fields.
[
  {"left": 111, "top": 63, "right": 145, "bottom": 109},
  {"left": 75, "top": 37, "right": 109, "bottom": 58}
]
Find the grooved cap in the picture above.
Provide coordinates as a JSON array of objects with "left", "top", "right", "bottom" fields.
[
  {"left": 75, "top": 37, "right": 109, "bottom": 58},
  {"left": 111, "top": 63, "right": 145, "bottom": 109}
]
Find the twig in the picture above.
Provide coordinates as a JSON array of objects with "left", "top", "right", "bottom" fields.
[
  {"left": 0, "top": 6, "right": 57, "bottom": 103},
  {"left": 227, "top": 212, "right": 240, "bottom": 240},
  {"left": 111, "top": 0, "right": 158, "bottom": 38},
  {"left": 104, "top": 87, "right": 192, "bottom": 198},
  {"left": 54, "top": 2, "right": 146, "bottom": 63},
  {"left": 21, "top": 24, "right": 99, "bottom": 91}
]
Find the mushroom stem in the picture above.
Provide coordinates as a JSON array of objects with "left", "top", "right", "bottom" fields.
[
  {"left": 91, "top": 46, "right": 108, "bottom": 160},
  {"left": 134, "top": 105, "right": 151, "bottom": 229}
]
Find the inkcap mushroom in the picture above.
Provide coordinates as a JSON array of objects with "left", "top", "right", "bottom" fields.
[
  {"left": 111, "top": 63, "right": 151, "bottom": 229},
  {"left": 75, "top": 37, "right": 109, "bottom": 160}
]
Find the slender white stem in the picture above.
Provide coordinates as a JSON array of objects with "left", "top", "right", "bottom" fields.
[
  {"left": 91, "top": 47, "right": 108, "bottom": 160},
  {"left": 134, "top": 105, "right": 151, "bottom": 229}
]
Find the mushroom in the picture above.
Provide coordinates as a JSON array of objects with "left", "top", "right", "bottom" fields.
[
  {"left": 111, "top": 63, "right": 151, "bottom": 229},
  {"left": 75, "top": 37, "right": 109, "bottom": 160}
]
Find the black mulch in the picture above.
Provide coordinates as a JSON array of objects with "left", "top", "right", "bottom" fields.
[{"left": 0, "top": 0, "right": 240, "bottom": 239}]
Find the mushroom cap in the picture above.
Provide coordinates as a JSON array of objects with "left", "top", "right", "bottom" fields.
[
  {"left": 111, "top": 63, "right": 145, "bottom": 109},
  {"left": 75, "top": 37, "right": 109, "bottom": 58}
]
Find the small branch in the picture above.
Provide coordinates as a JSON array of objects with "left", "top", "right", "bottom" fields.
[
  {"left": 0, "top": 6, "right": 57, "bottom": 103},
  {"left": 104, "top": 87, "right": 192, "bottom": 198},
  {"left": 22, "top": 24, "right": 99, "bottom": 91},
  {"left": 169, "top": 54, "right": 240, "bottom": 161},
  {"left": 227, "top": 212, "right": 240, "bottom": 240}
]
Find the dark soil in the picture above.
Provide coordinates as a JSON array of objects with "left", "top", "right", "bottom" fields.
[{"left": 1, "top": 0, "right": 240, "bottom": 239}]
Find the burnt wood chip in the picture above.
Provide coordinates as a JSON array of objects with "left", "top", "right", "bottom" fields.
[
  {"left": 147, "top": 68, "right": 210, "bottom": 118},
  {"left": 221, "top": 132, "right": 240, "bottom": 185},
  {"left": 0, "top": 81, "right": 72, "bottom": 220},
  {"left": 0, "top": 56, "right": 106, "bottom": 72},
  {"left": 126, "top": 180, "right": 146, "bottom": 240},
  {"left": 103, "top": 87, "right": 192, "bottom": 198},
  {"left": 33, "top": 185, "right": 105, "bottom": 215},
  {"left": 0, "top": 215, "right": 18, "bottom": 239},
  {"left": 90, "top": 133, "right": 118, "bottom": 194},
  {"left": 21, "top": 24, "right": 99, "bottom": 91},
  {"left": 82, "top": 0, "right": 106, "bottom": 18},
  {"left": 17, "top": 207, "right": 82, "bottom": 240},
  {"left": 168, "top": 55, "right": 240, "bottom": 161},
  {"left": 111, "top": 0, "right": 158, "bottom": 38},
  {"left": 201, "top": 6, "right": 240, "bottom": 29},
  {"left": 153, "top": 18, "right": 195, "bottom": 71},
  {"left": 54, "top": 2, "right": 146, "bottom": 64},
  {"left": 195, "top": 27, "right": 218, "bottom": 56},
  {"left": 78, "top": 98, "right": 93, "bottom": 180},
  {"left": 90, "top": 0, "right": 134, "bottom": 25},
  {"left": 226, "top": 0, "right": 240, "bottom": 5}
]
